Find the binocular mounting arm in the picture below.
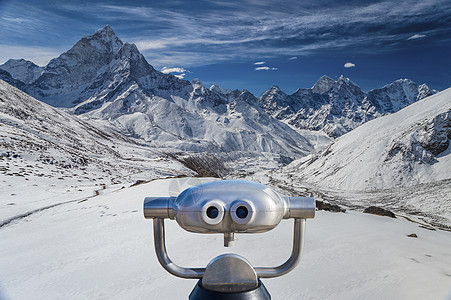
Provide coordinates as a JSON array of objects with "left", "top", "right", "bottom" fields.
[
  {"left": 152, "top": 217, "right": 306, "bottom": 279},
  {"left": 153, "top": 218, "right": 205, "bottom": 279}
]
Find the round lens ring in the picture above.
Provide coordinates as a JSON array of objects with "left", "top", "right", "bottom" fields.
[
  {"left": 206, "top": 206, "right": 219, "bottom": 219},
  {"left": 236, "top": 206, "right": 248, "bottom": 219}
]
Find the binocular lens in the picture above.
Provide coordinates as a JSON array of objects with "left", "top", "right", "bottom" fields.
[
  {"left": 206, "top": 206, "right": 219, "bottom": 219},
  {"left": 236, "top": 206, "right": 248, "bottom": 219}
]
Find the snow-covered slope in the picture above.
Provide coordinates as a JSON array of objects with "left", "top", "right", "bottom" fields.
[
  {"left": 270, "top": 89, "right": 451, "bottom": 227},
  {"left": 0, "top": 178, "right": 450, "bottom": 300},
  {"left": 0, "top": 79, "right": 191, "bottom": 220},
  {"left": 285, "top": 88, "right": 451, "bottom": 190},
  {"left": 260, "top": 75, "right": 434, "bottom": 137},
  {"left": 0, "top": 59, "right": 43, "bottom": 84}
]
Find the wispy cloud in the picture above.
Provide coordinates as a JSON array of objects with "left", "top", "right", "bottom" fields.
[
  {"left": 344, "top": 62, "right": 355, "bottom": 68},
  {"left": 253, "top": 61, "right": 265, "bottom": 65},
  {"left": 161, "top": 67, "right": 187, "bottom": 74},
  {"left": 255, "top": 66, "right": 278, "bottom": 71},
  {"left": 407, "top": 34, "right": 426, "bottom": 40},
  {"left": 1, "top": 0, "right": 450, "bottom": 69}
]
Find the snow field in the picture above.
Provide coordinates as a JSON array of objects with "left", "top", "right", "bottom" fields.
[{"left": 1, "top": 178, "right": 450, "bottom": 299}]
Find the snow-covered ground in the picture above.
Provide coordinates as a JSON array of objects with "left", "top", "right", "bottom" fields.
[{"left": 1, "top": 178, "right": 450, "bottom": 300}]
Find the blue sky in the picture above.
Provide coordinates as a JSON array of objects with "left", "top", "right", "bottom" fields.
[{"left": 0, "top": 0, "right": 450, "bottom": 95}]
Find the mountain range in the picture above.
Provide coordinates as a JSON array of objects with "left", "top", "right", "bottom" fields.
[
  {"left": 1, "top": 26, "right": 449, "bottom": 227},
  {"left": 260, "top": 76, "right": 433, "bottom": 137},
  {"left": 0, "top": 26, "right": 434, "bottom": 145}
]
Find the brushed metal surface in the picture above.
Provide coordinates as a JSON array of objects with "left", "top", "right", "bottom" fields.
[
  {"left": 144, "top": 180, "right": 314, "bottom": 282},
  {"left": 172, "top": 180, "right": 288, "bottom": 234},
  {"left": 287, "top": 197, "right": 316, "bottom": 219},
  {"left": 201, "top": 254, "right": 258, "bottom": 292},
  {"left": 153, "top": 218, "right": 205, "bottom": 279}
]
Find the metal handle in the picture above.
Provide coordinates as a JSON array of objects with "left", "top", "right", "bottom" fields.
[
  {"left": 255, "top": 218, "right": 305, "bottom": 278},
  {"left": 153, "top": 218, "right": 205, "bottom": 279},
  {"left": 152, "top": 218, "right": 306, "bottom": 279}
]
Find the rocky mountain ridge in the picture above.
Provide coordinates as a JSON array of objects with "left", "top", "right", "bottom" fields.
[{"left": 259, "top": 75, "right": 434, "bottom": 137}]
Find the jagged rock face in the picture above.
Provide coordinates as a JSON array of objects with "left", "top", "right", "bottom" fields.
[
  {"left": 421, "top": 111, "right": 451, "bottom": 155},
  {"left": 260, "top": 76, "right": 434, "bottom": 137},
  {"left": 311, "top": 75, "right": 336, "bottom": 94},
  {"left": 259, "top": 86, "right": 294, "bottom": 118},
  {"left": 365, "top": 79, "right": 433, "bottom": 113},
  {"left": 0, "top": 59, "right": 43, "bottom": 84},
  {"left": 384, "top": 109, "right": 451, "bottom": 165}
]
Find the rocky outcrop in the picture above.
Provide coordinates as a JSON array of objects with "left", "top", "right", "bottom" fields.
[{"left": 363, "top": 206, "right": 396, "bottom": 218}]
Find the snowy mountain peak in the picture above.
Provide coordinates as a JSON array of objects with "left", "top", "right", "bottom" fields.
[
  {"left": 73, "top": 25, "right": 123, "bottom": 55},
  {"left": 0, "top": 58, "right": 43, "bottom": 84},
  {"left": 209, "top": 83, "right": 231, "bottom": 95},
  {"left": 335, "top": 75, "right": 361, "bottom": 90},
  {"left": 96, "top": 24, "right": 115, "bottom": 35},
  {"left": 262, "top": 85, "right": 286, "bottom": 97},
  {"left": 20, "top": 26, "right": 194, "bottom": 108},
  {"left": 191, "top": 78, "right": 204, "bottom": 87},
  {"left": 312, "top": 75, "right": 335, "bottom": 94},
  {"left": 417, "top": 83, "right": 433, "bottom": 100},
  {"left": 337, "top": 75, "right": 352, "bottom": 85}
]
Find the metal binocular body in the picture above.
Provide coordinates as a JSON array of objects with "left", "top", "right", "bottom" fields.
[{"left": 143, "top": 180, "right": 315, "bottom": 296}]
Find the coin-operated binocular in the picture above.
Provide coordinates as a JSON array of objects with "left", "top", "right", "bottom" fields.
[{"left": 144, "top": 180, "right": 315, "bottom": 299}]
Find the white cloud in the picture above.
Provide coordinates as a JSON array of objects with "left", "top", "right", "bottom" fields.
[
  {"left": 161, "top": 67, "right": 186, "bottom": 74},
  {"left": 255, "top": 66, "right": 278, "bottom": 71},
  {"left": 288, "top": 56, "right": 298, "bottom": 60},
  {"left": 253, "top": 61, "right": 265, "bottom": 65},
  {"left": 174, "top": 73, "right": 186, "bottom": 79},
  {"left": 407, "top": 34, "right": 426, "bottom": 40},
  {"left": 344, "top": 62, "right": 356, "bottom": 68},
  {"left": 135, "top": 40, "right": 169, "bottom": 50}
]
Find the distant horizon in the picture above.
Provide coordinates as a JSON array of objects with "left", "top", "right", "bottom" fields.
[{"left": 1, "top": 0, "right": 450, "bottom": 95}]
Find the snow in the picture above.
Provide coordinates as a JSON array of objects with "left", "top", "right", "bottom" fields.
[
  {"left": 0, "top": 177, "right": 450, "bottom": 300},
  {"left": 286, "top": 87, "right": 451, "bottom": 190},
  {"left": 0, "top": 59, "right": 43, "bottom": 84},
  {"left": 267, "top": 88, "right": 451, "bottom": 228},
  {"left": 261, "top": 75, "right": 433, "bottom": 137}
]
